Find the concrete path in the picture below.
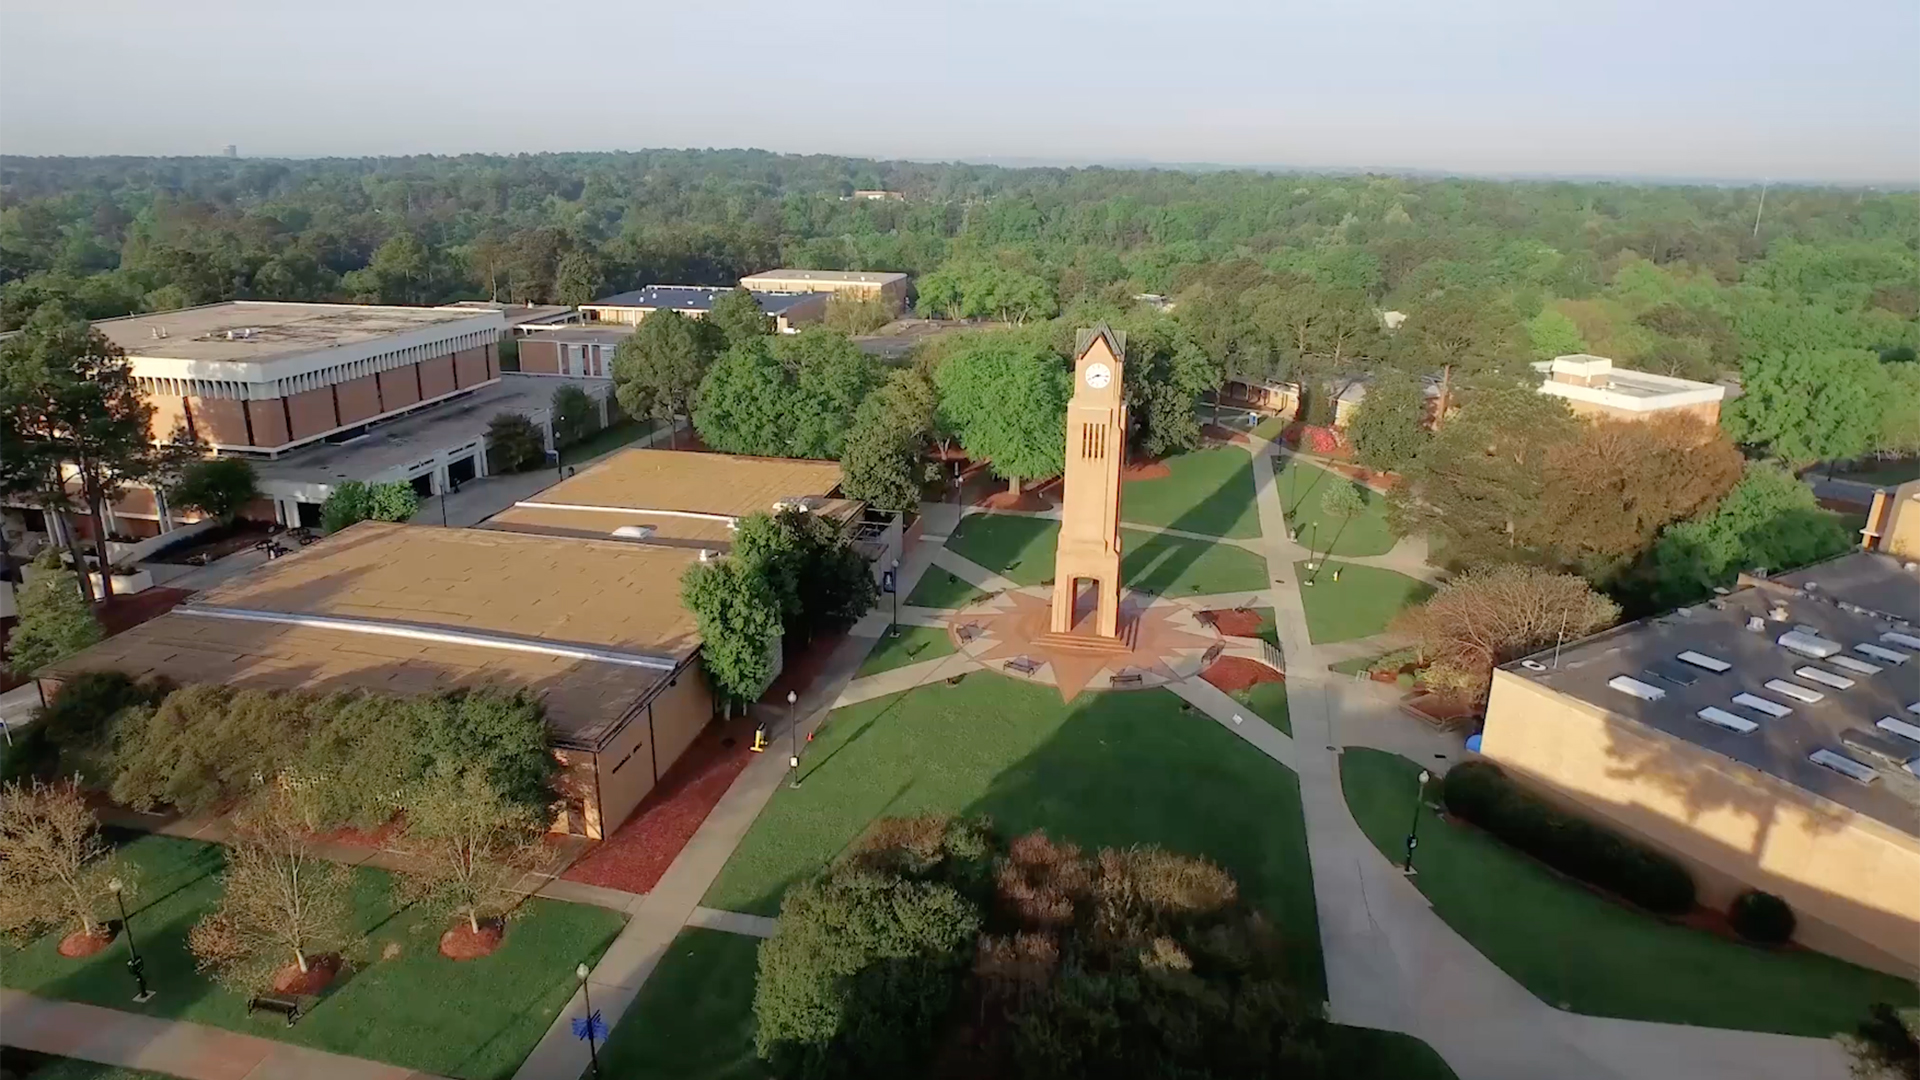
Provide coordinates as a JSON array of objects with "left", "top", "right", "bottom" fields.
[
  {"left": 1168, "top": 677, "right": 1294, "bottom": 769},
  {"left": 686, "top": 907, "right": 779, "bottom": 938},
  {"left": 929, "top": 546, "right": 1018, "bottom": 593},
  {"left": 962, "top": 502, "right": 1265, "bottom": 551},
  {"left": 0, "top": 989, "right": 442, "bottom": 1080},
  {"left": 834, "top": 651, "right": 973, "bottom": 708},
  {"left": 896, "top": 605, "right": 953, "bottom": 625}
]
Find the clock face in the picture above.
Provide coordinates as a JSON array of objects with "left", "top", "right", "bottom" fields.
[{"left": 1085, "top": 362, "right": 1112, "bottom": 389}]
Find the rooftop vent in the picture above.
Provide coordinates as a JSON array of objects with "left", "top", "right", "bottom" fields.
[
  {"left": 1519, "top": 659, "right": 1548, "bottom": 672},
  {"left": 1877, "top": 716, "right": 1920, "bottom": 745},
  {"left": 1746, "top": 617, "right": 1766, "bottom": 632},
  {"left": 1733, "top": 693, "right": 1792, "bottom": 718},
  {"left": 1808, "top": 748, "right": 1879, "bottom": 785},
  {"left": 610, "top": 525, "right": 656, "bottom": 540},
  {"left": 1767, "top": 604, "right": 1790, "bottom": 621},
  {"left": 1607, "top": 675, "right": 1666, "bottom": 701},
  {"left": 1795, "top": 667, "right": 1856, "bottom": 690},
  {"left": 1855, "top": 643, "right": 1910, "bottom": 664},
  {"left": 1764, "top": 679, "right": 1825, "bottom": 704},
  {"left": 1676, "top": 650, "right": 1731, "bottom": 673},
  {"left": 1883, "top": 631, "right": 1920, "bottom": 651},
  {"left": 1777, "top": 631, "right": 1842, "bottom": 658},
  {"left": 1696, "top": 707, "right": 1758, "bottom": 734},
  {"left": 1827, "top": 655, "right": 1881, "bottom": 676}
]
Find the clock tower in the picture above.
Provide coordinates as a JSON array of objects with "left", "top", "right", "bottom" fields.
[{"left": 1050, "top": 325, "right": 1128, "bottom": 638}]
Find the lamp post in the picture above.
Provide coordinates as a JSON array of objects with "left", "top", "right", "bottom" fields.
[
  {"left": 787, "top": 690, "right": 801, "bottom": 788},
  {"left": 576, "top": 962, "right": 601, "bottom": 1079},
  {"left": 888, "top": 558, "right": 901, "bottom": 638},
  {"left": 108, "top": 878, "right": 153, "bottom": 1003},
  {"left": 1402, "top": 769, "right": 1431, "bottom": 874}
]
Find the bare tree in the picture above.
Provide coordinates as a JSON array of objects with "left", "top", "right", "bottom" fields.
[
  {"left": 188, "top": 787, "right": 354, "bottom": 992},
  {"left": 1396, "top": 564, "right": 1619, "bottom": 701},
  {"left": 394, "top": 767, "right": 543, "bottom": 937},
  {"left": 0, "top": 778, "right": 127, "bottom": 944}
]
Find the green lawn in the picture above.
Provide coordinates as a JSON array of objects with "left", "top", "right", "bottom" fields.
[
  {"left": 1275, "top": 457, "right": 1397, "bottom": 557},
  {"left": 946, "top": 513, "right": 1270, "bottom": 596},
  {"left": 559, "top": 416, "right": 659, "bottom": 465},
  {"left": 1252, "top": 414, "right": 1289, "bottom": 441},
  {"left": 904, "top": 569, "right": 986, "bottom": 609},
  {"left": 1340, "top": 749, "right": 1919, "bottom": 1037},
  {"left": 2, "top": 1051, "right": 179, "bottom": 1080},
  {"left": 855, "top": 623, "right": 957, "bottom": 678},
  {"left": 1121, "top": 447, "right": 1261, "bottom": 539},
  {"left": 702, "top": 674, "right": 1322, "bottom": 995},
  {"left": 1, "top": 834, "right": 626, "bottom": 1080},
  {"left": 1228, "top": 680, "right": 1291, "bottom": 737},
  {"left": 597, "top": 928, "right": 766, "bottom": 1080},
  {"left": 1326, "top": 1026, "right": 1459, "bottom": 1080},
  {"left": 1832, "top": 457, "right": 1920, "bottom": 485},
  {"left": 1293, "top": 561, "right": 1434, "bottom": 644}
]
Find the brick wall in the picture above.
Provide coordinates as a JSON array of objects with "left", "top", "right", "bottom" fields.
[
  {"left": 336, "top": 375, "right": 382, "bottom": 425},
  {"left": 245, "top": 399, "right": 291, "bottom": 449},
  {"left": 187, "top": 397, "right": 250, "bottom": 446},
  {"left": 286, "top": 387, "right": 339, "bottom": 441},
  {"left": 453, "top": 346, "right": 491, "bottom": 388},
  {"left": 419, "top": 354, "right": 458, "bottom": 400},
  {"left": 518, "top": 339, "right": 561, "bottom": 374},
  {"left": 376, "top": 365, "right": 422, "bottom": 411},
  {"left": 147, "top": 395, "right": 193, "bottom": 442}
]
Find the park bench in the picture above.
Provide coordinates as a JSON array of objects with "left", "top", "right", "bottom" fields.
[
  {"left": 247, "top": 994, "right": 302, "bottom": 1026},
  {"left": 956, "top": 623, "right": 981, "bottom": 643},
  {"left": 1109, "top": 672, "right": 1144, "bottom": 687},
  {"left": 1003, "top": 656, "right": 1041, "bottom": 676}
]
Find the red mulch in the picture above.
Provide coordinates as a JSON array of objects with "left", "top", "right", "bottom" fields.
[
  {"left": 975, "top": 486, "right": 1056, "bottom": 512},
  {"left": 1200, "top": 608, "right": 1265, "bottom": 638},
  {"left": 1201, "top": 424, "right": 1250, "bottom": 446},
  {"left": 57, "top": 926, "right": 117, "bottom": 957},
  {"left": 560, "top": 713, "right": 758, "bottom": 893},
  {"left": 1406, "top": 691, "right": 1480, "bottom": 727},
  {"left": 1202, "top": 656, "right": 1283, "bottom": 694},
  {"left": 306, "top": 817, "right": 405, "bottom": 851},
  {"left": 1119, "top": 458, "right": 1172, "bottom": 481},
  {"left": 1817, "top": 494, "right": 1871, "bottom": 513},
  {"left": 271, "top": 953, "right": 341, "bottom": 995},
  {"left": 439, "top": 920, "right": 505, "bottom": 960}
]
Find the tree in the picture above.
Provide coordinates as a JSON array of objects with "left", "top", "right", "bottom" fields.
[
  {"left": 842, "top": 369, "right": 937, "bottom": 511},
  {"left": 394, "top": 766, "right": 543, "bottom": 937},
  {"left": 320, "top": 479, "right": 419, "bottom": 532},
  {"left": 1118, "top": 317, "right": 1220, "bottom": 459},
  {"left": 487, "top": 412, "right": 545, "bottom": 473},
  {"left": 0, "top": 778, "right": 127, "bottom": 945},
  {"left": 5, "top": 550, "right": 102, "bottom": 678},
  {"left": 1722, "top": 348, "right": 1890, "bottom": 466},
  {"left": 1880, "top": 363, "right": 1920, "bottom": 456},
  {"left": 168, "top": 457, "right": 258, "bottom": 525},
  {"left": 733, "top": 508, "right": 878, "bottom": 642},
  {"left": 553, "top": 249, "right": 601, "bottom": 307},
  {"left": 708, "top": 287, "right": 773, "bottom": 346},
  {"left": 1838, "top": 1003, "right": 1920, "bottom": 1080},
  {"left": 549, "top": 384, "right": 597, "bottom": 449},
  {"left": 1346, "top": 369, "right": 1428, "bottom": 471},
  {"left": 681, "top": 554, "right": 783, "bottom": 707},
  {"left": 1525, "top": 308, "right": 1588, "bottom": 360},
  {"left": 188, "top": 788, "right": 356, "bottom": 993},
  {"left": 342, "top": 234, "right": 431, "bottom": 305},
  {"left": 915, "top": 263, "right": 1056, "bottom": 323},
  {"left": 1533, "top": 413, "right": 1743, "bottom": 568},
  {"left": 410, "top": 688, "right": 556, "bottom": 821},
  {"left": 1319, "top": 480, "right": 1367, "bottom": 522},
  {"left": 1645, "top": 464, "right": 1852, "bottom": 608},
  {"left": 822, "top": 295, "right": 896, "bottom": 335},
  {"left": 611, "top": 309, "right": 722, "bottom": 449},
  {"left": 1391, "top": 291, "right": 1525, "bottom": 379},
  {"left": 934, "top": 336, "right": 1071, "bottom": 493},
  {"left": 695, "top": 332, "right": 880, "bottom": 459},
  {"left": 1396, "top": 564, "right": 1620, "bottom": 700}
]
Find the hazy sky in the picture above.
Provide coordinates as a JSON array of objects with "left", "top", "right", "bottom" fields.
[{"left": 2, "top": 0, "right": 1916, "bottom": 182}]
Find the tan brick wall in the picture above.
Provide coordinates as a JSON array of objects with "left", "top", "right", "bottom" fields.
[
  {"left": 419, "top": 354, "right": 457, "bottom": 400},
  {"left": 237, "top": 497, "right": 278, "bottom": 524},
  {"left": 115, "top": 517, "right": 161, "bottom": 539},
  {"left": 594, "top": 669, "right": 716, "bottom": 837},
  {"left": 187, "top": 397, "right": 250, "bottom": 446},
  {"left": 286, "top": 387, "right": 339, "bottom": 441},
  {"left": 517, "top": 339, "right": 562, "bottom": 375},
  {"left": 245, "top": 399, "right": 291, "bottom": 449},
  {"left": 114, "top": 487, "right": 159, "bottom": 518},
  {"left": 335, "top": 375, "right": 382, "bottom": 425},
  {"left": 453, "top": 346, "right": 490, "bottom": 388},
  {"left": 147, "top": 395, "right": 193, "bottom": 443},
  {"left": 1480, "top": 670, "right": 1920, "bottom": 977},
  {"left": 377, "top": 365, "right": 421, "bottom": 411},
  {"left": 1563, "top": 398, "right": 1721, "bottom": 425},
  {"left": 485, "top": 341, "right": 498, "bottom": 380}
]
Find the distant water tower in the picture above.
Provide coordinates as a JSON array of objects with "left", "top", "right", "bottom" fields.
[{"left": 223, "top": 144, "right": 238, "bottom": 158}]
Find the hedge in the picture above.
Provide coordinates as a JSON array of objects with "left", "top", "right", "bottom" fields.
[
  {"left": 1441, "top": 760, "right": 1696, "bottom": 915},
  {"left": 1730, "top": 890, "right": 1796, "bottom": 945}
]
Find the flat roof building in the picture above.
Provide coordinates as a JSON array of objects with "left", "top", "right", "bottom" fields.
[
  {"left": 514, "top": 325, "right": 633, "bottom": 380},
  {"left": 737, "top": 269, "right": 909, "bottom": 304},
  {"left": 1533, "top": 354, "right": 1728, "bottom": 424},
  {"left": 578, "top": 286, "right": 827, "bottom": 333},
  {"left": 1480, "top": 551, "right": 1920, "bottom": 977},
  {"left": 39, "top": 522, "right": 714, "bottom": 840}
]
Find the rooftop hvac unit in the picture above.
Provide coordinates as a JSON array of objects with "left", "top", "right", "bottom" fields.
[
  {"left": 1777, "top": 630, "right": 1841, "bottom": 658},
  {"left": 1883, "top": 631, "right": 1920, "bottom": 651},
  {"left": 1764, "top": 679, "right": 1825, "bottom": 705},
  {"left": 1855, "top": 642, "right": 1911, "bottom": 664},
  {"left": 1808, "top": 748, "right": 1878, "bottom": 785},
  {"left": 1794, "top": 667, "right": 1856, "bottom": 690},
  {"left": 1676, "top": 650, "right": 1731, "bottom": 673},
  {"left": 1746, "top": 617, "right": 1766, "bottom": 632},
  {"left": 1607, "top": 675, "right": 1666, "bottom": 701},
  {"left": 1695, "top": 707, "right": 1757, "bottom": 734},
  {"left": 1827, "top": 655, "right": 1881, "bottom": 676},
  {"left": 1843, "top": 729, "right": 1920, "bottom": 769},
  {"left": 609, "top": 525, "right": 656, "bottom": 540},
  {"left": 1732, "top": 693, "right": 1792, "bottom": 718},
  {"left": 1877, "top": 716, "right": 1920, "bottom": 745}
]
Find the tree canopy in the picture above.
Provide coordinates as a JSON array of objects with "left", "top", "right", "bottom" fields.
[
  {"left": 610, "top": 309, "right": 723, "bottom": 444},
  {"left": 1344, "top": 369, "right": 1429, "bottom": 472},
  {"left": 168, "top": 456, "right": 258, "bottom": 524},
  {"left": 707, "top": 287, "right": 773, "bottom": 346},
  {"left": 934, "top": 335, "right": 1071, "bottom": 491},
  {"left": 694, "top": 330, "right": 880, "bottom": 459}
]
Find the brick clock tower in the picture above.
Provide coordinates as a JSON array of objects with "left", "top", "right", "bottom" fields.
[{"left": 1049, "top": 325, "right": 1129, "bottom": 639}]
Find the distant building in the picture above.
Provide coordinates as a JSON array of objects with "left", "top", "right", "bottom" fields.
[
  {"left": 441, "top": 300, "right": 575, "bottom": 335},
  {"left": 222, "top": 144, "right": 237, "bottom": 158},
  {"left": 1862, "top": 479, "right": 1920, "bottom": 559},
  {"left": 1533, "top": 354, "right": 1727, "bottom": 424},
  {"left": 1217, "top": 373, "right": 1446, "bottom": 430},
  {"left": 578, "top": 286, "right": 827, "bottom": 333},
  {"left": 1480, "top": 551, "right": 1920, "bottom": 978},
  {"left": 850, "top": 190, "right": 903, "bottom": 201},
  {"left": 736, "top": 269, "right": 909, "bottom": 306},
  {"left": 516, "top": 326, "right": 633, "bottom": 379}
]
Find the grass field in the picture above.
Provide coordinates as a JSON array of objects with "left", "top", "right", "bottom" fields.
[
  {"left": 596, "top": 928, "right": 766, "bottom": 1080},
  {"left": 1275, "top": 458, "right": 1397, "bottom": 557},
  {"left": 559, "top": 416, "right": 659, "bottom": 465},
  {"left": 1831, "top": 457, "right": 1920, "bottom": 485},
  {"left": 945, "top": 513, "right": 1270, "bottom": 596},
  {"left": 1340, "top": 749, "right": 1919, "bottom": 1037},
  {"left": 1228, "top": 680, "right": 1292, "bottom": 737},
  {"left": 1293, "top": 561, "right": 1434, "bottom": 644},
  {"left": 700, "top": 674, "right": 1323, "bottom": 994},
  {"left": 903, "top": 568, "right": 986, "bottom": 609},
  {"left": 1121, "top": 447, "right": 1262, "bottom": 539},
  {"left": 1, "top": 834, "right": 625, "bottom": 1080},
  {"left": 854, "top": 623, "right": 957, "bottom": 678}
]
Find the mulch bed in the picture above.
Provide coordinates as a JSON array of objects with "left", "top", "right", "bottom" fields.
[
  {"left": 145, "top": 521, "right": 278, "bottom": 566},
  {"left": 57, "top": 926, "right": 117, "bottom": 958},
  {"left": 1200, "top": 424, "right": 1250, "bottom": 446},
  {"left": 272, "top": 953, "right": 341, "bottom": 995},
  {"left": 975, "top": 486, "right": 1056, "bottom": 512},
  {"left": 306, "top": 817, "right": 405, "bottom": 851},
  {"left": 1119, "top": 458, "right": 1172, "bottom": 481},
  {"left": 1200, "top": 608, "right": 1265, "bottom": 638},
  {"left": 439, "top": 919, "right": 505, "bottom": 960},
  {"left": 1202, "top": 656, "right": 1284, "bottom": 694}
]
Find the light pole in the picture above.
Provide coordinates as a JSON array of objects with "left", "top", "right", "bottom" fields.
[
  {"left": 787, "top": 690, "right": 801, "bottom": 788},
  {"left": 108, "top": 878, "right": 153, "bottom": 1003},
  {"left": 1402, "top": 769, "right": 1431, "bottom": 874},
  {"left": 575, "top": 962, "right": 601, "bottom": 1079},
  {"left": 888, "top": 558, "right": 901, "bottom": 638}
]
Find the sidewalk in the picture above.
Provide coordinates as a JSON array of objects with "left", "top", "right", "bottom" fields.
[{"left": 0, "top": 989, "right": 441, "bottom": 1080}]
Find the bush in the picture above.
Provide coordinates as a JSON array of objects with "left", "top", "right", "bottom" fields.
[
  {"left": 5, "top": 552, "right": 102, "bottom": 678},
  {"left": 169, "top": 457, "right": 259, "bottom": 524},
  {"left": 33, "top": 670, "right": 169, "bottom": 779},
  {"left": 1441, "top": 761, "right": 1696, "bottom": 915},
  {"left": 1729, "top": 890, "right": 1795, "bottom": 945},
  {"left": 550, "top": 384, "right": 598, "bottom": 449},
  {"left": 320, "top": 480, "right": 421, "bottom": 533},
  {"left": 487, "top": 411, "right": 545, "bottom": 473}
]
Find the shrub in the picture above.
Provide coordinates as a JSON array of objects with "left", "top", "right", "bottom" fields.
[
  {"left": 320, "top": 479, "right": 421, "bottom": 533},
  {"left": 1729, "top": 890, "right": 1795, "bottom": 945},
  {"left": 34, "top": 670, "right": 169, "bottom": 780},
  {"left": 1441, "top": 761, "right": 1696, "bottom": 915},
  {"left": 550, "top": 384, "right": 598, "bottom": 448},
  {"left": 486, "top": 411, "right": 545, "bottom": 473},
  {"left": 169, "top": 457, "right": 259, "bottom": 524},
  {"left": 5, "top": 551, "right": 102, "bottom": 679}
]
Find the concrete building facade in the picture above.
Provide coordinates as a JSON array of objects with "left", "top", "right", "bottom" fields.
[
  {"left": 515, "top": 326, "right": 633, "bottom": 379},
  {"left": 1532, "top": 354, "right": 1727, "bottom": 423},
  {"left": 1862, "top": 479, "right": 1920, "bottom": 559},
  {"left": 736, "top": 269, "right": 909, "bottom": 306}
]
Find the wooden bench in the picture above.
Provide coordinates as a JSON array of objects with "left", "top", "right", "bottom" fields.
[
  {"left": 1003, "top": 657, "right": 1041, "bottom": 676},
  {"left": 956, "top": 624, "right": 981, "bottom": 644},
  {"left": 247, "top": 994, "right": 302, "bottom": 1027},
  {"left": 1109, "top": 672, "right": 1144, "bottom": 687}
]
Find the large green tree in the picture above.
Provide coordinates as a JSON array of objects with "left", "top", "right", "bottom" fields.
[
  {"left": 1721, "top": 348, "right": 1890, "bottom": 466},
  {"left": 681, "top": 554, "right": 783, "bottom": 707},
  {"left": 694, "top": 331, "right": 880, "bottom": 459},
  {"left": 707, "top": 288, "right": 773, "bottom": 346},
  {"left": 1115, "top": 317, "right": 1220, "bottom": 459},
  {"left": 1345, "top": 369, "right": 1429, "bottom": 472},
  {"left": 934, "top": 336, "right": 1071, "bottom": 493},
  {"left": 4, "top": 551, "right": 102, "bottom": 678},
  {"left": 168, "top": 457, "right": 258, "bottom": 525},
  {"left": 610, "top": 309, "right": 724, "bottom": 449},
  {"left": 1645, "top": 464, "right": 1853, "bottom": 607},
  {"left": 841, "top": 369, "right": 938, "bottom": 511}
]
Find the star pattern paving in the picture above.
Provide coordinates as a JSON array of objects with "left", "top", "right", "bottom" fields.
[{"left": 950, "top": 587, "right": 1220, "bottom": 701}]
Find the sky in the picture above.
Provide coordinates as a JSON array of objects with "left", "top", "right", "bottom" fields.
[{"left": 1, "top": 0, "right": 1916, "bottom": 184}]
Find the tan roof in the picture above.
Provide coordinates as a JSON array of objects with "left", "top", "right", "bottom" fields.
[
  {"left": 91, "top": 301, "right": 488, "bottom": 364},
  {"left": 739, "top": 269, "right": 907, "bottom": 286},
  {"left": 482, "top": 448, "right": 847, "bottom": 545}
]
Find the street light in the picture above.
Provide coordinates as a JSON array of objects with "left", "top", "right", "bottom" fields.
[
  {"left": 787, "top": 690, "right": 801, "bottom": 788},
  {"left": 1402, "top": 769, "right": 1432, "bottom": 874},
  {"left": 575, "top": 962, "right": 601, "bottom": 1079},
  {"left": 108, "top": 878, "right": 153, "bottom": 1003},
  {"left": 888, "top": 558, "right": 901, "bottom": 638}
]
